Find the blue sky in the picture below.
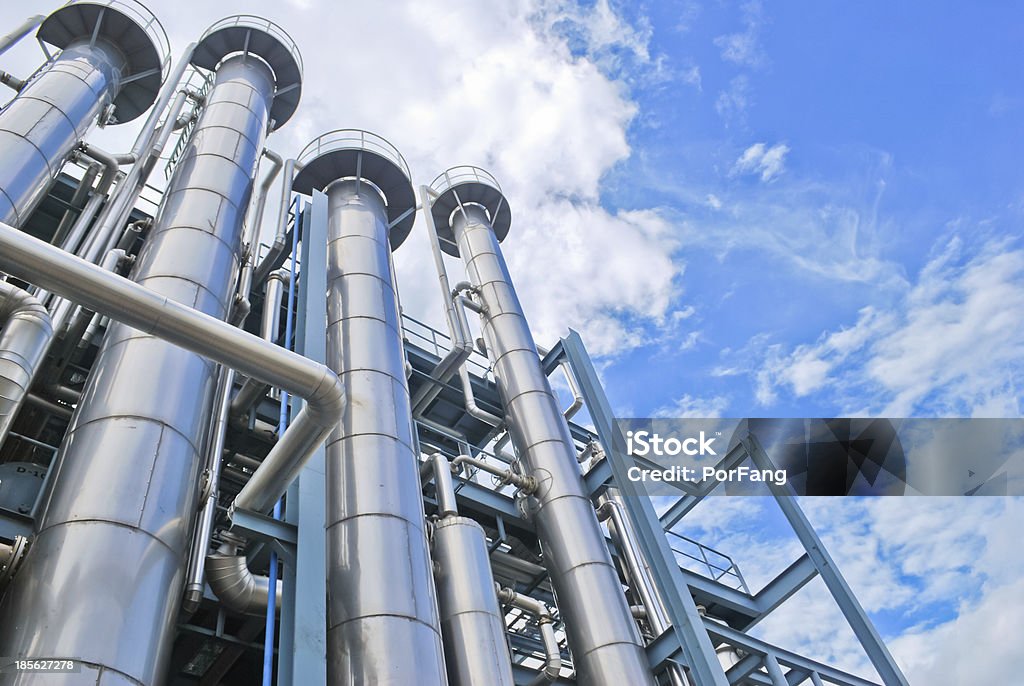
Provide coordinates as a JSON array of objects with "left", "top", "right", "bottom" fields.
[{"left": 6, "top": 0, "right": 1022, "bottom": 682}]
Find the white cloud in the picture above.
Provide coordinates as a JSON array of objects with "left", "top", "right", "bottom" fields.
[
  {"left": 714, "top": 0, "right": 767, "bottom": 68},
  {"left": 715, "top": 74, "right": 751, "bottom": 124},
  {"left": 732, "top": 142, "right": 790, "bottom": 182},
  {"left": 752, "top": 236, "right": 1024, "bottom": 415},
  {"left": 654, "top": 393, "right": 729, "bottom": 418}
]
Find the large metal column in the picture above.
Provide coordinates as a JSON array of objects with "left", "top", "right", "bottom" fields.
[
  {"left": 292, "top": 131, "right": 446, "bottom": 685},
  {"left": 0, "top": 0, "right": 167, "bottom": 226},
  {"left": 429, "top": 167, "right": 655, "bottom": 686},
  {"left": 0, "top": 17, "right": 301, "bottom": 686}
]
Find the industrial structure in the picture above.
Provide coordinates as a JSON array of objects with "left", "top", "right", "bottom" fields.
[{"left": 0, "top": 3, "right": 911, "bottom": 685}]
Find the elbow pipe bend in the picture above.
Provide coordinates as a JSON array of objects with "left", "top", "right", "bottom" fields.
[{"left": 205, "top": 551, "right": 283, "bottom": 616}]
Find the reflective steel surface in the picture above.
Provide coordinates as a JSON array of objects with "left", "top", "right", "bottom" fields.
[
  {"left": 432, "top": 516, "right": 515, "bottom": 686},
  {"left": 0, "top": 39, "right": 124, "bottom": 226},
  {"left": 450, "top": 205, "right": 655, "bottom": 686},
  {"left": 0, "top": 54, "right": 276, "bottom": 685},
  {"left": 323, "top": 179, "right": 449, "bottom": 685}
]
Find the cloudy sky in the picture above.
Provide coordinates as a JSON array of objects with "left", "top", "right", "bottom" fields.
[{"left": 6, "top": 0, "right": 1023, "bottom": 682}]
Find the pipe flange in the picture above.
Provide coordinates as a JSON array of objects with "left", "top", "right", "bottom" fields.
[{"left": 0, "top": 535, "right": 29, "bottom": 589}]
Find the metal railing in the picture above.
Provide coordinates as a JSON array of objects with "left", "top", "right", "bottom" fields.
[
  {"left": 198, "top": 14, "right": 303, "bottom": 77},
  {"left": 665, "top": 530, "right": 749, "bottom": 593},
  {"left": 429, "top": 165, "right": 502, "bottom": 197},
  {"left": 401, "top": 314, "right": 492, "bottom": 379},
  {"left": 60, "top": 0, "right": 171, "bottom": 79},
  {"left": 163, "top": 69, "right": 213, "bottom": 180},
  {"left": 296, "top": 129, "right": 411, "bottom": 189}
]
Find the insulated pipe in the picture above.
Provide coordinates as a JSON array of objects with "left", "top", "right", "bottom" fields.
[
  {"left": 80, "top": 44, "right": 197, "bottom": 267},
  {"left": 496, "top": 587, "right": 563, "bottom": 686},
  {"left": 458, "top": 363, "right": 502, "bottom": 426},
  {"left": 438, "top": 190, "right": 654, "bottom": 685},
  {"left": 182, "top": 366, "right": 235, "bottom": 615},
  {"left": 206, "top": 536, "right": 283, "bottom": 616},
  {"left": 0, "top": 282, "right": 53, "bottom": 447},
  {"left": 0, "top": 14, "right": 45, "bottom": 58},
  {"left": 597, "top": 491, "right": 689, "bottom": 686},
  {"left": 0, "top": 26, "right": 306, "bottom": 682},
  {"left": 322, "top": 178, "right": 447, "bottom": 685},
  {"left": 251, "top": 157, "right": 296, "bottom": 287},
  {"left": 409, "top": 185, "right": 473, "bottom": 415}
]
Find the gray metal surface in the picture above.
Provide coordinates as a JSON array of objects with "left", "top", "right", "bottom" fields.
[
  {"left": 36, "top": 0, "right": 169, "bottom": 123},
  {"left": 0, "top": 39, "right": 124, "bottom": 226},
  {"left": 191, "top": 15, "right": 302, "bottom": 130},
  {"left": 0, "top": 283, "right": 52, "bottom": 448},
  {"left": 440, "top": 192, "right": 654, "bottom": 685},
  {"left": 0, "top": 52, "right": 277, "bottom": 686},
  {"left": 433, "top": 516, "right": 515, "bottom": 686},
  {"left": 317, "top": 172, "right": 448, "bottom": 685}
]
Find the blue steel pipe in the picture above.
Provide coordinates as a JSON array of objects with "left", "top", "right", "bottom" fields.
[{"left": 263, "top": 196, "right": 300, "bottom": 685}]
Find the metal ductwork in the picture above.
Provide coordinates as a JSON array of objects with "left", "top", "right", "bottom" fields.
[
  {"left": 0, "top": 0, "right": 168, "bottom": 226},
  {"left": 292, "top": 130, "right": 447, "bottom": 685},
  {"left": 428, "top": 167, "right": 655, "bottom": 686},
  {"left": 0, "top": 14, "right": 301, "bottom": 685},
  {"left": 0, "top": 283, "right": 52, "bottom": 447}
]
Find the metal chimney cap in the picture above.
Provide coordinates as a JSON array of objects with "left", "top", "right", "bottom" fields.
[
  {"left": 37, "top": 0, "right": 170, "bottom": 123},
  {"left": 192, "top": 15, "right": 303, "bottom": 130},
  {"left": 429, "top": 166, "right": 512, "bottom": 258},
  {"left": 293, "top": 129, "right": 417, "bottom": 250}
]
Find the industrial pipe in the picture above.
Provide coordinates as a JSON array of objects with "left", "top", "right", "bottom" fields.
[
  {"left": 451, "top": 454, "right": 537, "bottom": 493},
  {"left": 410, "top": 185, "right": 474, "bottom": 415},
  {"left": 0, "top": 221, "right": 343, "bottom": 542},
  {"left": 0, "top": 14, "right": 45, "bottom": 58},
  {"left": 597, "top": 491, "right": 688, "bottom": 686},
  {"left": 228, "top": 270, "right": 289, "bottom": 420},
  {"left": 0, "top": 282, "right": 52, "bottom": 447},
  {"left": 205, "top": 535, "right": 283, "bottom": 616},
  {"left": 497, "top": 587, "right": 563, "bottom": 685},
  {"left": 458, "top": 364, "right": 502, "bottom": 426},
  {"left": 182, "top": 367, "right": 235, "bottom": 615},
  {"left": 252, "top": 157, "right": 297, "bottom": 287}
]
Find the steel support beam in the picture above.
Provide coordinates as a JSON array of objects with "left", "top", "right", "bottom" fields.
[
  {"left": 279, "top": 194, "right": 329, "bottom": 686},
  {"left": 559, "top": 331, "right": 730, "bottom": 686},
  {"left": 743, "top": 435, "right": 910, "bottom": 686}
]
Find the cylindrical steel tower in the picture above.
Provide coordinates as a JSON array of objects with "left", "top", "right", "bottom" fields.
[
  {"left": 429, "top": 167, "right": 655, "bottom": 686},
  {"left": 0, "top": 0, "right": 168, "bottom": 226},
  {"left": 292, "top": 131, "right": 448, "bottom": 685},
  {"left": 0, "top": 16, "right": 301, "bottom": 686}
]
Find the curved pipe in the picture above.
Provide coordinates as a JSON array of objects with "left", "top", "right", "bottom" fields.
[
  {"left": 206, "top": 544, "right": 283, "bottom": 616},
  {"left": 0, "top": 222, "right": 346, "bottom": 517},
  {"left": 0, "top": 282, "right": 53, "bottom": 447},
  {"left": 410, "top": 185, "right": 474, "bottom": 415},
  {"left": 252, "top": 158, "right": 297, "bottom": 287},
  {"left": 452, "top": 454, "right": 536, "bottom": 493},
  {"left": 497, "top": 586, "right": 562, "bottom": 685},
  {"left": 458, "top": 364, "right": 502, "bottom": 426}
]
